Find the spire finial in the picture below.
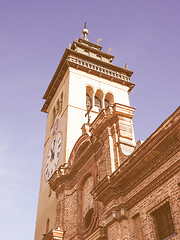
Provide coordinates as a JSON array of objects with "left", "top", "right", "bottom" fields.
[
  {"left": 97, "top": 38, "right": 102, "bottom": 45},
  {"left": 82, "top": 21, "right": 88, "bottom": 41},
  {"left": 108, "top": 48, "right": 112, "bottom": 54}
]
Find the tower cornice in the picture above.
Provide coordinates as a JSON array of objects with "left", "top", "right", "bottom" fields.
[
  {"left": 42, "top": 47, "right": 135, "bottom": 113},
  {"left": 71, "top": 40, "right": 114, "bottom": 61},
  {"left": 78, "top": 38, "right": 103, "bottom": 50}
]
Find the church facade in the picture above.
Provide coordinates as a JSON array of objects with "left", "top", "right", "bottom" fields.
[{"left": 34, "top": 26, "right": 180, "bottom": 240}]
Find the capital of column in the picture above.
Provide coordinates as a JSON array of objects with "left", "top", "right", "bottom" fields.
[{"left": 42, "top": 227, "right": 64, "bottom": 240}]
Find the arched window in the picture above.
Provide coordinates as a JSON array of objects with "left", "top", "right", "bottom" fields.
[
  {"left": 104, "top": 99, "right": 110, "bottom": 108},
  {"left": 94, "top": 89, "right": 103, "bottom": 111},
  {"left": 84, "top": 208, "right": 94, "bottom": 229},
  {"left": 104, "top": 92, "right": 114, "bottom": 108},
  {"left": 94, "top": 96, "right": 102, "bottom": 109},
  {"left": 86, "top": 94, "right": 92, "bottom": 110},
  {"left": 86, "top": 86, "right": 94, "bottom": 110}
]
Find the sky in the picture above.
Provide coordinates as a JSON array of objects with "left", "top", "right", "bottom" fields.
[{"left": 0, "top": 0, "right": 179, "bottom": 239}]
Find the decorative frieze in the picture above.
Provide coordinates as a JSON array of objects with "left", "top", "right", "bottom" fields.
[
  {"left": 67, "top": 56, "right": 131, "bottom": 82},
  {"left": 90, "top": 103, "right": 135, "bottom": 137},
  {"left": 101, "top": 208, "right": 128, "bottom": 227}
]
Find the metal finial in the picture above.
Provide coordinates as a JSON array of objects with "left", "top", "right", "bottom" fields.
[
  {"left": 108, "top": 48, "right": 112, "bottom": 54},
  {"left": 97, "top": 38, "right": 102, "bottom": 45},
  {"left": 82, "top": 22, "right": 88, "bottom": 41},
  {"left": 68, "top": 43, "right": 71, "bottom": 49},
  {"left": 125, "top": 63, "right": 128, "bottom": 69}
]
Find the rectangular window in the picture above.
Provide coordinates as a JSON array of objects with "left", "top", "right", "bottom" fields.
[{"left": 152, "top": 202, "right": 175, "bottom": 240}]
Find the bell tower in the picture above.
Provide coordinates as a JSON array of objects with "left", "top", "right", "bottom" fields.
[{"left": 34, "top": 25, "right": 136, "bottom": 240}]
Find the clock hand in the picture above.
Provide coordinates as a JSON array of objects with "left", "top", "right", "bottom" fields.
[{"left": 50, "top": 149, "right": 55, "bottom": 162}]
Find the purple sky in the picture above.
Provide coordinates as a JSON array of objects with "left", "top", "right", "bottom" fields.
[{"left": 0, "top": 1, "right": 179, "bottom": 239}]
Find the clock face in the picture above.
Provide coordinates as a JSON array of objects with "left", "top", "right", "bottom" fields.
[{"left": 45, "top": 132, "right": 62, "bottom": 181}]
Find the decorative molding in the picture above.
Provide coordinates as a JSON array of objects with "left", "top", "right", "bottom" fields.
[
  {"left": 92, "top": 107, "right": 180, "bottom": 204},
  {"left": 90, "top": 103, "right": 135, "bottom": 138},
  {"left": 123, "top": 140, "right": 179, "bottom": 195},
  {"left": 42, "top": 228, "right": 64, "bottom": 240},
  {"left": 77, "top": 168, "right": 99, "bottom": 239},
  {"left": 101, "top": 208, "right": 128, "bottom": 227},
  {"left": 49, "top": 163, "right": 69, "bottom": 191},
  {"left": 92, "top": 141, "right": 179, "bottom": 206},
  {"left": 125, "top": 158, "right": 180, "bottom": 210},
  {"left": 67, "top": 56, "right": 131, "bottom": 83},
  {"left": 85, "top": 227, "right": 107, "bottom": 240}
]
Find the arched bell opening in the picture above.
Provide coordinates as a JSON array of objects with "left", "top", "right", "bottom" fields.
[
  {"left": 94, "top": 89, "right": 103, "bottom": 111},
  {"left": 86, "top": 86, "right": 94, "bottom": 110},
  {"left": 104, "top": 92, "right": 114, "bottom": 108}
]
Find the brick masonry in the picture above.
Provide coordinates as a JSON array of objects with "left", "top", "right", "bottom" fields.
[{"left": 45, "top": 105, "right": 180, "bottom": 240}]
